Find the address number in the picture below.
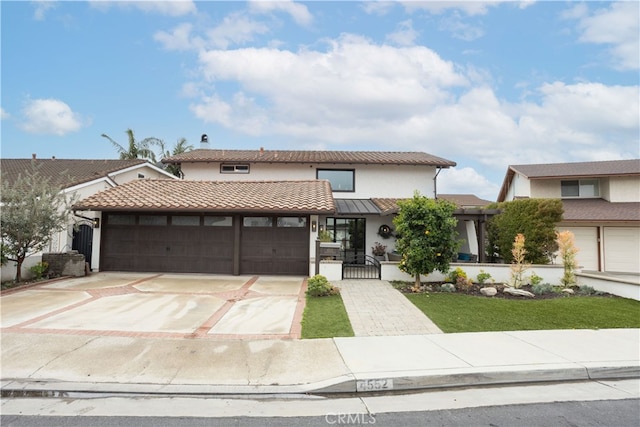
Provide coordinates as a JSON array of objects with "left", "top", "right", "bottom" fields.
[{"left": 356, "top": 378, "right": 394, "bottom": 392}]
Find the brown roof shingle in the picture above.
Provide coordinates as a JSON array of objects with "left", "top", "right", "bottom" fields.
[
  {"left": 511, "top": 159, "right": 640, "bottom": 179},
  {"left": 0, "top": 159, "right": 149, "bottom": 189},
  {"left": 163, "top": 149, "right": 456, "bottom": 167},
  {"left": 74, "top": 179, "right": 336, "bottom": 214},
  {"left": 561, "top": 199, "right": 640, "bottom": 222}
]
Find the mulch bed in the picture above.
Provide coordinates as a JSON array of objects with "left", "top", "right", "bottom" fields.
[{"left": 393, "top": 281, "right": 614, "bottom": 299}]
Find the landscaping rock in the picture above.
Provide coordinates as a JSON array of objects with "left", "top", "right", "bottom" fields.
[
  {"left": 480, "top": 287, "right": 497, "bottom": 297},
  {"left": 503, "top": 287, "right": 535, "bottom": 298},
  {"left": 562, "top": 288, "right": 575, "bottom": 294}
]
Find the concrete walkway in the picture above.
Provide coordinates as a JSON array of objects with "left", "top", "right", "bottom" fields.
[{"left": 337, "top": 280, "right": 443, "bottom": 335}]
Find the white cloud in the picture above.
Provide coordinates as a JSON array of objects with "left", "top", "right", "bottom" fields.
[
  {"left": 19, "top": 98, "right": 86, "bottom": 135},
  {"left": 566, "top": 1, "right": 639, "bottom": 71},
  {"left": 248, "top": 0, "right": 313, "bottom": 26},
  {"left": 154, "top": 23, "right": 204, "bottom": 51},
  {"left": 184, "top": 34, "right": 638, "bottom": 199},
  {"left": 361, "top": 1, "right": 397, "bottom": 16},
  {"left": 32, "top": 0, "right": 56, "bottom": 21},
  {"left": 438, "top": 12, "right": 485, "bottom": 41},
  {"left": 401, "top": 1, "right": 506, "bottom": 16},
  {"left": 89, "top": 0, "right": 196, "bottom": 16},
  {"left": 438, "top": 167, "right": 500, "bottom": 201},
  {"left": 386, "top": 20, "right": 419, "bottom": 46},
  {"left": 206, "top": 12, "right": 271, "bottom": 49},
  {"left": 0, "top": 108, "right": 9, "bottom": 120}
]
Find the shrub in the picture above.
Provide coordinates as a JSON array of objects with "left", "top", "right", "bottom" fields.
[
  {"left": 529, "top": 273, "right": 544, "bottom": 287},
  {"left": 577, "top": 285, "right": 597, "bottom": 296},
  {"left": 440, "top": 283, "right": 456, "bottom": 292},
  {"left": 557, "top": 230, "right": 579, "bottom": 288},
  {"left": 306, "top": 274, "right": 338, "bottom": 297},
  {"left": 29, "top": 261, "right": 49, "bottom": 280},
  {"left": 456, "top": 276, "right": 473, "bottom": 292},
  {"left": 532, "top": 283, "right": 555, "bottom": 295},
  {"left": 509, "top": 234, "right": 530, "bottom": 288},
  {"left": 476, "top": 270, "right": 492, "bottom": 285},
  {"left": 446, "top": 267, "right": 467, "bottom": 283}
]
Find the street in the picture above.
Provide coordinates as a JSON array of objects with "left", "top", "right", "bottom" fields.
[{"left": 2, "top": 379, "right": 638, "bottom": 426}]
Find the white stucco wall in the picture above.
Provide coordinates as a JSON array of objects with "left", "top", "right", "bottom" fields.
[
  {"left": 529, "top": 179, "right": 560, "bottom": 198},
  {"left": 505, "top": 173, "right": 531, "bottom": 200},
  {"left": 180, "top": 162, "right": 436, "bottom": 199},
  {"left": 607, "top": 176, "right": 640, "bottom": 202}
]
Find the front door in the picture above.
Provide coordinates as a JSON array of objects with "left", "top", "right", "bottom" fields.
[
  {"left": 325, "top": 218, "right": 366, "bottom": 263},
  {"left": 72, "top": 223, "right": 93, "bottom": 266}
]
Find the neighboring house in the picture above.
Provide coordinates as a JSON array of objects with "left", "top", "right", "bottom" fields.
[
  {"left": 74, "top": 147, "right": 465, "bottom": 276},
  {"left": 497, "top": 159, "right": 640, "bottom": 274},
  {"left": 0, "top": 157, "right": 176, "bottom": 281}
]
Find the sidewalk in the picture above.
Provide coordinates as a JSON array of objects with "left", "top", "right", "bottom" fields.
[{"left": 2, "top": 328, "right": 638, "bottom": 395}]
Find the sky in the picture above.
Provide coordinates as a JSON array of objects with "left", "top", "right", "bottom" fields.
[{"left": 1, "top": 0, "right": 639, "bottom": 201}]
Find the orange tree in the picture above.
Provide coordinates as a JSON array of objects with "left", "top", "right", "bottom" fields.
[{"left": 393, "top": 192, "right": 460, "bottom": 288}]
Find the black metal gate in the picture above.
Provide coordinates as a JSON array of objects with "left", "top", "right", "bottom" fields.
[
  {"left": 72, "top": 223, "right": 93, "bottom": 266},
  {"left": 342, "top": 254, "right": 381, "bottom": 279}
]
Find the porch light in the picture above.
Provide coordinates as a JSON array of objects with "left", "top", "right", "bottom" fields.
[
  {"left": 93, "top": 218, "right": 100, "bottom": 229},
  {"left": 311, "top": 220, "right": 317, "bottom": 232}
]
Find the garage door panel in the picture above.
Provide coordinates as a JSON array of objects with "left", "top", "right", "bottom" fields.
[
  {"left": 559, "top": 227, "right": 598, "bottom": 271},
  {"left": 604, "top": 227, "right": 640, "bottom": 273}
]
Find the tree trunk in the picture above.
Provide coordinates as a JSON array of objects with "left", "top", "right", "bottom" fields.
[
  {"left": 15, "top": 257, "right": 24, "bottom": 282},
  {"left": 414, "top": 274, "right": 421, "bottom": 288}
]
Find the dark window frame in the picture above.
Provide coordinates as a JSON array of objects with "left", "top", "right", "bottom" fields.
[
  {"left": 317, "top": 169, "right": 355, "bottom": 192},
  {"left": 561, "top": 179, "right": 600, "bottom": 198},
  {"left": 220, "top": 163, "right": 250, "bottom": 174}
]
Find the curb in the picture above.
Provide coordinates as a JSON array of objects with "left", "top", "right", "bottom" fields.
[{"left": 3, "top": 364, "right": 638, "bottom": 397}]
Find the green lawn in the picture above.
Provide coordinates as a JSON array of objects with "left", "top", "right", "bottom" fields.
[
  {"left": 301, "top": 294, "right": 354, "bottom": 339},
  {"left": 406, "top": 293, "right": 640, "bottom": 333}
]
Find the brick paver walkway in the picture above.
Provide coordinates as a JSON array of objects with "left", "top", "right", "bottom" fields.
[{"left": 336, "top": 280, "right": 443, "bottom": 336}]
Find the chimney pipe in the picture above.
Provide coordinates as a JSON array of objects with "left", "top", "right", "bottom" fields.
[
  {"left": 200, "top": 134, "right": 209, "bottom": 149},
  {"left": 32, "top": 153, "right": 36, "bottom": 160}
]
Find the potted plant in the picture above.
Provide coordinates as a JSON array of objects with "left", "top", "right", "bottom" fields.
[{"left": 372, "top": 242, "right": 387, "bottom": 261}]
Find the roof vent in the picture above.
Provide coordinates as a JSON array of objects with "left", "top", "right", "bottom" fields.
[
  {"left": 32, "top": 153, "right": 36, "bottom": 160},
  {"left": 200, "top": 134, "right": 209, "bottom": 149}
]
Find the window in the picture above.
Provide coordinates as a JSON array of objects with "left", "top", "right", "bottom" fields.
[
  {"left": 243, "top": 217, "right": 273, "bottom": 227},
  {"left": 107, "top": 214, "right": 135, "bottom": 225},
  {"left": 139, "top": 215, "right": 167, "bottom": 226},
  {"left": 171, "top": 216, "right": 200, "bottom": 226},
  {"left": 561, "top": 179, "right": 600, "bottom": 198},
  {"left": 204, "top": 216, "right": 233, "bottom": 227},
  {"left": 221, "top": 164, "right": 250, "bottom": 174},
  {"left": 277, "top": 217, "right": 307, "bottom": 227},
  {"left": 317, "top": 169, "right": 355, "bottom": 192}
]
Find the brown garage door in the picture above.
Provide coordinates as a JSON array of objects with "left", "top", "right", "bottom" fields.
[
  {"left": 240, "top": 216, "right": 309, "bottom": 275},
  {"left": 101, "top": 213, "right": 234, "bottom": 274}
]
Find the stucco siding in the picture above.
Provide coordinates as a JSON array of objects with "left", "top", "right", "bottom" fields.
[
  {"left": 608, "top": 176, "right": 640, "bottom": 202},
  {"left": 529, "top": 179, "right": 560, "bottom": 198}
]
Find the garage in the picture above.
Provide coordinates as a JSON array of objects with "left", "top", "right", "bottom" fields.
[
  {"left": 101, "top": 213, "right": 235, "bottom": 274},
  {"left": 75, "top": 179, "right": 335, "bottom": 276},
  {"left": 603, "top": 227, "right": 640, "bottom": 273},
  {"left": 101, "top": 213, "right": 310, "bottom": 275}
]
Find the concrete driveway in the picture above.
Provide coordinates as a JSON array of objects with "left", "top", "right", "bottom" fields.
[{"left": 1, "top": 273, "right": 307, "bottom": 340}]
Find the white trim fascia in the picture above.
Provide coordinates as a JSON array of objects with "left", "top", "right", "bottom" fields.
[
  {"left": 108, "top": 162, "right": 178, "bottom": 180},
  {"left": 62, "top": 176, "right": 117, "bottom": 194}
]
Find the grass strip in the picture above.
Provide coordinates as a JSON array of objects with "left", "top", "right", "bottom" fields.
[
  {"left": 301, "top": 293, "right": 354, "bottom": 339},
  {"left": 406, "top": 293, "right": 640, "bottom": 333}
]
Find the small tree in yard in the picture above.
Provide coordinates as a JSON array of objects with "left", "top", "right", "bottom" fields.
[
  {"left": 393, "top": 192, "right": 459, "bottom": 289},
  {"left": 509, "top": 233, "right": 530, "bottom": 288},
  {"left": 557, "top": 230, "right": 579, "bottom": 287},
  {"left": 1, "top": 165, "right": 75, "bottom": 282}
]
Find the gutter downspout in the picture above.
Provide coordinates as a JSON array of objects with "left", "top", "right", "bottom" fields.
[{"left": 433, "top": 167, "right": 443, "bottom": 199}]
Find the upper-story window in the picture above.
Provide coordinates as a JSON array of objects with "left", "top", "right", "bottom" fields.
[
  {"left": 561, "top": 179, "right": 599, "bottom": 198},
  {"left": 221, "top": 164, "right": 250, "bottom": 174},
  {"left": 317, "top": 169, "right": 355, "bottom": 192}
]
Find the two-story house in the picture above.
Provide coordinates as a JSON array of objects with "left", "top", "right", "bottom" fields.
[
  {"left": 497, "top": 159, "right": 640, "bottom": 274},
  {"left": 73, "top": 144, "right": 458, "bottom": 276},
  {"left": 0, "top": 157, "right": 176, "bottom": 281}
]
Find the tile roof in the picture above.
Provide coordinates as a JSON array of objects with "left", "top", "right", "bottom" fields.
[
  {"left": 0, "top": 158, "right": 149, "bottom": 189},
  {"left": 162, "top": 149, "right": 456, "bottom": 167},
  {"left": 438, "top": 194, "right": 494, "bottom": 207},
  {"left": 561, "top": 199, "right": 640, "bottom": 222},
  {"left": 511, "top": 159, "right": 640, "bottom": 179},
  {"left": 74, "top": 179, "right": 336, "bottom": 214}
]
